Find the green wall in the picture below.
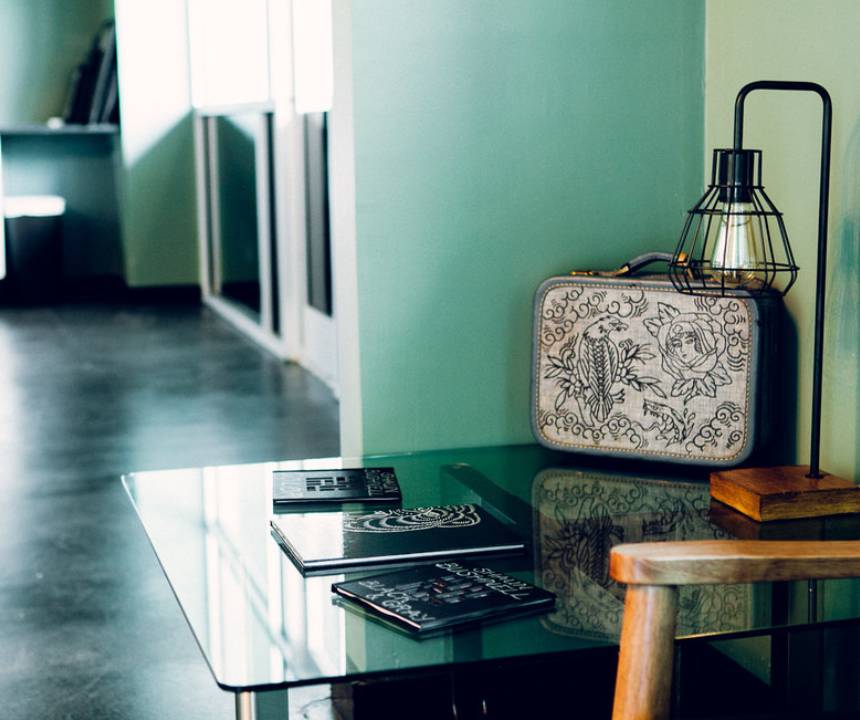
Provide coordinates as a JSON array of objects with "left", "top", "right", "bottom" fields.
[
  {"left": 0, "top": 0, "right": 113, "bottom": 125},
  {"left": 349, "top": 0, "right": 705, "bottom": 453}
]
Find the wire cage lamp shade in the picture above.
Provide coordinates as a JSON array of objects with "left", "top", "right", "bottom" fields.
[{"left": 669, "top": 148, "right": 798, "bottom": 296}]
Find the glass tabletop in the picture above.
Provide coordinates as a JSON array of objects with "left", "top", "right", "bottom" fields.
[{"left": 122, "top": 445, "right": 860, "bottom": 692}]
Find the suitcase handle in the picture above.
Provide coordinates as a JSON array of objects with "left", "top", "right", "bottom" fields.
[{"left": 569, "top": 252, "right": 675, "bottom": 278}]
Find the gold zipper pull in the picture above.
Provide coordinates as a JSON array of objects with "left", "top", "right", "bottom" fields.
[{"left": 568, "top": 263, "right": 630, "bottom": 278}]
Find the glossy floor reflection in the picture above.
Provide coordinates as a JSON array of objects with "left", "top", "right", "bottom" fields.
[{"left": 0, "top": 302, "right": 339, "bottom": 720}]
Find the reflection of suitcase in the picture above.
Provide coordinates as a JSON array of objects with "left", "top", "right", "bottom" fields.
[
  {"left": 532, "top": 253, "right": 781, "bottom": 466},
  {"left": 532, "top": 468, "right": 752, "bottom": 640}
]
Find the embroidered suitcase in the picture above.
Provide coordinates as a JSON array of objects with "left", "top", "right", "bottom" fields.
[{"left": 531, "top": 253, "right": 780, "bottom": 466}]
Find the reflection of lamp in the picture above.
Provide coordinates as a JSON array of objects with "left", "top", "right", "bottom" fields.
[{"left": 670, "top": 80, "right": 860, "bottom": 522}]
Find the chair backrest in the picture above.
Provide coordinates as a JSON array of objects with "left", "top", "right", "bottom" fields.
[{"left": 608, "top": 539, "right": 860, "bottom": 720}]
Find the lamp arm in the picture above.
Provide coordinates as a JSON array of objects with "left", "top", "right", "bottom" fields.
[{"left": 732, "top": 80, "right": 832, "bottom": 480}]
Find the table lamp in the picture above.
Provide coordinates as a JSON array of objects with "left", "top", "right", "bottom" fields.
[{"left": 669, "top": 80, "right": 860, "bottom": 521}]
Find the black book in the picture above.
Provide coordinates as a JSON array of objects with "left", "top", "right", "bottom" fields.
[
  {"left": 332, "top": 560, "right": 556, "bottom": 635},
  {"left": 65, "top": 58, "right": 99, "bottom": 124},
  {"left": 99, "top": 71, "right": 119, "bottom": 125},
  {"left": 88, "top": 22, "right": 117, "bottom": 125},
  {"left": 272, "top": 467, "right": 401, "bottom": 507},
  {"left": 62, "top": 65, "right": 85, "bottom": 123},
  {"left": 270, "top": 504, "right": 524, "bottom": 574}
]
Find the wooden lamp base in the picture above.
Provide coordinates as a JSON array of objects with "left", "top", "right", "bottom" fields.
[{"left": 710, "top": 465, "right": 860, "bottom": 522}]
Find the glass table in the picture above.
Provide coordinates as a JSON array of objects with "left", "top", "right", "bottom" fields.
[{"left": 122, "top": 445, "right": 860, "bottom": 719}]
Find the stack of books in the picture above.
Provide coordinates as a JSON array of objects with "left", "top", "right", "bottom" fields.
[
  {"left": 269, "top": 466, "right": 555, "bottom": 635},
  {"left": 63, "top": 21, "right": 118, "bottom": 126}
]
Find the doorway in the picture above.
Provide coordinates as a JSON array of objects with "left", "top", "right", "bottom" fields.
[{"left": 190, "top": 0, "right": 338, "bottom": 392}]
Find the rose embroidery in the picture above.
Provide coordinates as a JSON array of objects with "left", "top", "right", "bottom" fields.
[{"left": 645, "top": 303, "right": 731, "bottom": 403}]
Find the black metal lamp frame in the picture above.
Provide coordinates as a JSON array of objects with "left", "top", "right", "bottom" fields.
[
  {"left": 670, "top": 146, "right": 799, "bottom": 296},
  {"left": 736, "top": 81, "right": 832, "bottom": 479},
  {"left": 673, "top": 80, "right": 832, "bottom": 479}
]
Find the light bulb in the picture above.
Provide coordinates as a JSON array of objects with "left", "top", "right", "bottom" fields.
[{"left": 709, "top": 202, "right": 764, "bottom": 283}]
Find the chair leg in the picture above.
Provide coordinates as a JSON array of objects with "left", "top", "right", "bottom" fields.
[{"left": 612, "top": 584, "right": 679, "bottom": 720}]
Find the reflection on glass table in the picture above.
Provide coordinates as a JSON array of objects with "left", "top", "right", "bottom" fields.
[{"left": 122, "top": 445, "right": 860, "bottom": 719}]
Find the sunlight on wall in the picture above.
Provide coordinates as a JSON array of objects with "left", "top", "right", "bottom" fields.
[
  {"left": 292, "top": 0, "right": 333, "bottom": 113},
  {"left": 114, "top": 0, "right": 192, "bottom": 166},
  {"left": 187, "top": 0, "right": 271, "bottom": 108},
  {"left": 114, "top": 0, "right": 197, "bottom": 286}
]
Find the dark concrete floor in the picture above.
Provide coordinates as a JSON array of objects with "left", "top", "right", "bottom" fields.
[{"left": 0, "top": 302, "right": 339, "bottom": 720}]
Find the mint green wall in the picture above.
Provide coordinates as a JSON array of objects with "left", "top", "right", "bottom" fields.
[
  {"left": 349, "top": 0, "right": 705, "bottom": 453},
  {"left": 0, "top": 0, "right": 113, "bottom": 124}
]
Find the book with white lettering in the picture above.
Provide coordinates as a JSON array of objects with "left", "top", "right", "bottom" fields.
[
  {"left": 272, "top": 467, "right": 401, "bottom": 507},
  {"left": 331, "top": 560, "right": 556, "bottom": 634},
  {"left": 270, "top": 504, "right": 525, "bottom": 574}
]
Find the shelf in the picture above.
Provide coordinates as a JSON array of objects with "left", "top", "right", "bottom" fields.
[{"left": 0, "top": 124, "right": 119, "bottom": 137}]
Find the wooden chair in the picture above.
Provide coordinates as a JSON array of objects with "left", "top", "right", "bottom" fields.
[{"left": 609, "top": 540, "right": 860, "bottom": 720}]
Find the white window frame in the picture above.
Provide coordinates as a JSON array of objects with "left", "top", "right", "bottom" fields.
[
  {"left": 194, "top": 106, "right": 286, "bottom": 358},
  {"left": 189, "top": 0, "right": 341, "bottom": 397}
]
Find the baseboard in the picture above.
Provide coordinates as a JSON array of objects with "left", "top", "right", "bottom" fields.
[
  {"left": 121, "top": 283, "right": 201, "bottom": 304},
  {"left": 0, "top": 275, "right": 201, "bottom": 306}
]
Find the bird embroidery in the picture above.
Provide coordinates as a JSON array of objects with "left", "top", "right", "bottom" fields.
[{"left": 576, "top": 315, "right": 627, "bottom": 423}]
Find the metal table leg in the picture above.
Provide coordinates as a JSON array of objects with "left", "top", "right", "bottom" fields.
[{"left": 234, "top": 689, "right": 289, "bottom": 720}]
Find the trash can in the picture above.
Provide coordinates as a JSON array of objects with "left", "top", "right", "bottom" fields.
[{"left": 3, "top": 195, "right": 66, "bottom": 303}]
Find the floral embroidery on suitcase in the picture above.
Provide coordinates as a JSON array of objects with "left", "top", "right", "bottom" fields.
[{"left": 533, "top": 279, "right": 761, "bottom": 465}]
